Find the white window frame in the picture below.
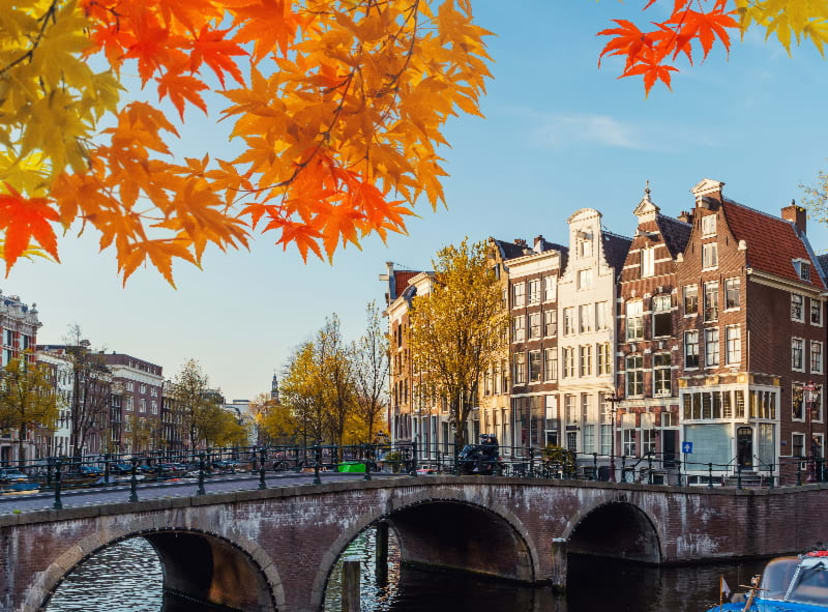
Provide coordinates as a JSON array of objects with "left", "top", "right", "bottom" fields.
[
  {"left": 811, "top": 340, "right": 824, "bottom": 375},
  {"left": 579, "top": 303, "right": 593, "bottom": 333},
  {"left": 563, "top": 307, "right": 575, "bottom": 336},
  {"left": 792, "top": 294, "right": 805, "bottom": 323},
  {"left": 577, "top": 269, "right": 593, "bottom": 290},
  {"left": 543, "top": 275, "right": 557, "bottom": 302},
  {"left": 595, "top": 301, "right": 608, "bottom": 331},
  {"left": 625, "top": 354, "right": 643, "bottom": 397},
  {"left": 529, "top": 312, "right": 541, "bottom": 339},
  {"left": 653, "top": 353, "right": 671, "bottom": 397},
  {"left": 652, "top": 295, "right": 671, "bottom": 338},
  {"left": 683, "top": 284, "right": 698, "bottom": 316},
  {"left": 792, "top": 337, "right": 805, "bottom": 372},
  {"left": 701, "top": 214, "right": 717, "bottom": 236},
  {"left": 513, "top": 282, "right": 526, "bottom": 308},
  {"left": 544, "top": 309, "right": 557, "bottom": 337},
  {"left": 704, "top": 327, "right": 719, "bottom": 368},
  {"left": 726, "top": 325, "right": 741, "bottom": 365},
  {"left": 811, "top": 298, "right": 823, "bottom": 327},
  {"left": 512, "top": 315, "right": 526, "bottom": 343},
  {"left": 580, "top": 345, "right": 592, "bottom": 377},
  {"left": 626, "top": 300, "right": 644, "bottom": 341},
  {"left": 684, "top": 330, "right": 699, "bottom": 369},
  {"left": 641, "top": 246, "right": 654, "bottom": 277},
  {"left": 528, "top": 350, "right": 542, "bottom": 383},
  {"left": 724, "top": 277, "right": 740, "bottom": 311},
  {"left": 514, "top": 352, "right": 527, "bottom": 385},
  {"left": 597, "top": 343, "right": 611, "bottom": 376},
  {"left": 702, "top": 242, "right": 718, "bottom": 270},
  {"left": 544, "top": 348, "right": 557, "bottom": 382},
  {"left": 528, "top": 278, "right": 541, "bottom": 305}
]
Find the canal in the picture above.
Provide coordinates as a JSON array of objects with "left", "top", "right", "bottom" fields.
[{"left": 45, "top": 530, "right": 767, "bottom": 611}]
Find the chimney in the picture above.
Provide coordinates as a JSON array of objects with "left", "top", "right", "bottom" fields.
[
  {"left": 781, "top": 200, "right": 807, "bottom": 235},
  {"left": 533, "top": 235, "right": 545, "bottom": 253},
  {"left": 514, "top": 238, "right": 527, "bottom": 247},
  {"left": 677, "top": 210, "right": 693, "bottom": 224}
]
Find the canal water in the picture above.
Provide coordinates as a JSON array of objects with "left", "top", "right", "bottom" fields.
[{"left": 45, "top": 532, "right": 768, "bottom": 611}]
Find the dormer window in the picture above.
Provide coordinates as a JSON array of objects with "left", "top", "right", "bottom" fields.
[
  {"left": 701, "top": 214, "right": 716, "bottom": 236},
  {"left": 793, "top": 259, "right": 811, "bottom": 282}
]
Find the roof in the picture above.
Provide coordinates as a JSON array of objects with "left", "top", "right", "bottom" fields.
[
  {"left": 655, "top": 214, "right": 692, "bottom": 258},
  {"left": 602, "top": 231, "right": 632, "bottom": 272},
  {"left": 721, "top": 199, "right": 826, "bottom": 290},
  {"left": 819, "top": 254, "right": 828, "bottom": 279},
  {"left": 393, "top": 271, "right": 420, "bottom": 300},
  {"left": 492, "top": 239, "right": 530, "bottom": 260}
]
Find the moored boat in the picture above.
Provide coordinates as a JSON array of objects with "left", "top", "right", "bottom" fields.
[{"left": 708, "top": 551, "right": 828, "bottom": 611}]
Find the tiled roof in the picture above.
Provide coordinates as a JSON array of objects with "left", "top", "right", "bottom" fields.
[
  {"left": 656, "top": 214, "right": 691, "bottom": 258},
  {"left": 393, "top": 271, "right": 420, "bottom": 300},
  {"left": 602, "top": 231, "right": 632, "bottom": 273},
  {"left": 721, "top": 199, "right": 826, "bottom": 290},
  {"left": 819, "top": 254, "right": 828, "bottom": 279},
  {"left": 493, "top": 239, "right": 530, "bottom": 260}
]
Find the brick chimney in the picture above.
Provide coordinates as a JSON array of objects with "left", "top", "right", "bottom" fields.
[
  {"left": 677, "top": 210, "right": 693, "bottom": 224},
  {"left": 781, "top": 200, "right": 807, "bottom": 235},
  {"left": 514, "top": 238, "right": 527, "bottom": 247},
  {"left": 533, "top": 235, "right": 545, "bottom": 253}
]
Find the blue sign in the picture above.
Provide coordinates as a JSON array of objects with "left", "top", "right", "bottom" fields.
[{"left": 682, "top": 441, "right": 693, "bottom": 454}]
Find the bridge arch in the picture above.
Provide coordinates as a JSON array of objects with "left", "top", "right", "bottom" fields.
[
  {"left": 27, "top": 521, "right": 284, "bottom": 612},
  {"left": 311, "top": 487, "right": 540, "bottom": 609},
  {"left": 565, "top": 498, "right": 662, "bottom": 564}
]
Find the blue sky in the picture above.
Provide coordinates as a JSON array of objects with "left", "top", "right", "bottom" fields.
[{"left": 7, "top": 1, "right": 828, "bottom": 400}]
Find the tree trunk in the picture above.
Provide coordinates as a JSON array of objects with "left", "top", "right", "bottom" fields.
[{"left": 18, "top": 423, "right": 27, "bottom": 464}]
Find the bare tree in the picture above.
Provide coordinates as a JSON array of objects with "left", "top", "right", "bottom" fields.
[{"left": 352, "top": 301, "right": 389, "bottom": 442}]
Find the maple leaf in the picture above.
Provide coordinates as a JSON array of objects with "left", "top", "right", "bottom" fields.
[
  {"left": 671, "top": 8, "right": 739, "bottom": 60},
  {"left": 230, "top": 0, "right": 301, "bottom": 62},
  {"left": 0, "top": 183, "right": 60, "bottom": 275},
  {"left": 156, "top": 67, "right": 209, "bottom": 119},
  {"left": 597, "top": 20, "right": 651, "bottom": 68},
  {"left": 189, "top": 26, "right": 248, "bottom": 87},
  {"left": 624, "top": 53, "right": 679, "bottom": 95},
  {"left": 275, "top": 219, "right": 323, "bottom": 263}
]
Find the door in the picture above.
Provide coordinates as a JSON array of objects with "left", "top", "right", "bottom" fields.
[
  {"left": 662, "top": 430, "right": 678, "bottom": 468},
  {"left": 737, "top": 426, "right": 753, "bottom": 469}
]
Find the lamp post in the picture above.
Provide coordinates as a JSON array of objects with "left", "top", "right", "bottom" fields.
[
  {"left": 607, "top": 394, "right": 620, "bottom": 483},
  {"left": 804, "top": 380, "right": 819, "bottom": 483}
]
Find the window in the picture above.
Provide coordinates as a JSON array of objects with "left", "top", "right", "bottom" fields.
[
  {"left": 529, "top": 351, "right": 542, "bottom": 383},
  {"left": 577, "top": 269, "right": 593, "bottom": 289},
  {"left": 811, "top": 299, "right": 823, "bottom": 326},
  {"left": 577, "top": 235, "right": 593, "bottom": 258},
  {"left": 725, "top": 278, "right": 740, "bottom": 310},
  {"left": 684, "top": 331, "right": 699, "bottom": 368},
  {"left": 580, "top": 345, "right": 592, "bottom": 377},
  {"left": 579, "top": 304, "right": 593, "bottom": 333},
  {"left": 726, "top": 326, "right": 741, "bottom": 365},
  {"left": 513, "top": 352, "right": 526, "bottom": 384},
  {"left": 705, "top": 328, "right": 719, "bottom": 368},
  {"left": 595, "top": 301, "right": 608, "bottom": 330},
  {"left": 528, "top": 279, "right": 541, "bottom": 304},
  {"left": 151, "top": 401, "right": 158, "bottom": 415},
  {"left": 792, "top": 338, "right": 805, "bottom": 371},
  {"left": 792, "top": 294, "right": 804, "bottom": 322},
  {"left": 701, "top": 213, "right": 717, "bottom": 236},
  {"left": 792, "top": 384, "right": 805, "bottom": 421},
  {"left": 626, "top": 300, "right": 643, "bottom": 340},
  {"left": 652, "top": 295, "right": 671, "bottom": 337},
  {"left": 794, "top": 259, "right": 811, "bottom": 282},
  {"left": 653, "top": 353, "right": 671, "bottom": 396},
  {"left": 544, "top": 348, "right": 558, "bottom": 381},
  {"left": 544, "top": 310, "right": 557, "bottom": 337},
  {"left": 597, "top": 343, "right": 612, "bottom": 376},
  {"left": 623, "top": 429, "right": 636, "bottom": 456},
  {"left": 512, "top": 316, "right": 526, "bottom": 342},
  {"left": 583, "top": 424, "right": 595, "bottom": 454},
  {"left": 702, "top": 242, "right": 718, "bottom": 269},
  {"left": 127, "top": 382, "right": 134, "bottom": 392},
  {"left": 684, "top": 285, "right": 698, "bottom": 315},
  {"left": 641, "top": 246, "right": 654, "bottom": 277},
  {"left": 562, "top": 348, "right": 574, "bottom": 378},
  {"left": 812, "top": 341, "right": 824, "bottom": 374},
  {"left": 139, "top": 399, "right": 146, "bottom": 413},
  {"left": 793, "top": 433, "right": 805, "bottom": 458},
  {"left": 642, "top": 429, "right": 657, "bottom": 456},
  {"left": 513, "top": 283, "right": 525, "bottom": 308},
  {"left": 544, "top": 275, "right": 557, "bottom": 302},
  {"left": 529, "top": 312, "right": 541, "bottom": 339},
  {"left": 625, "top": 355, "right": 643, "bottom": 396},
  {"left": 563, "top": 307, "right": 575, "bottom": 335},
  {"left": 703, "top": 282, "right": 719, "bottom": 322}
]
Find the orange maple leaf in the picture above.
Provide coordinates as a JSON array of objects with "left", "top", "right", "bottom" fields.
[
  {"left": 190, "top": 26, "right": 248, "bottom": 87},
  {"left": 156, "top": 67, "right": 209, "bottom": 119},
  {"left": 0, "top": 184, "right": 60, "bottom": 274},
  {"left": 231, "top": 0, "right": 301, "bottom": 62}
]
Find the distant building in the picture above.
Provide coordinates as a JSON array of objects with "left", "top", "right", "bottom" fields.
[
  {"left": 270, "top": 373, "right": 279, "bottom": 402},
  {"left": 0, "top": 291, "right": 42, "bottom": 464},
  {"left": 36, "top": 350, "right": 74, "bottom": 457}
]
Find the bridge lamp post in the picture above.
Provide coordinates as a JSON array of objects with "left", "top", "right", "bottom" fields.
[
  {"left": 804, "top": 380, "right": 819, "bottom": 483},
  {"left": 606, "top": 394, "right": 621, "bottom": 483}
]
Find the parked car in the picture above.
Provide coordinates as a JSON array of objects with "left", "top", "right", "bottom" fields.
[
  {"left": 0, "top": 468, "right": 30, "bottom": 484},
  {"left": 212, "top": 460, "right": 238, "bottom": 473},
  {"left": 76, "top": 465, "right": 103, "bottom": 477},
  {"left": 110, "top": 462, "right": 134, "bottom": 475}
]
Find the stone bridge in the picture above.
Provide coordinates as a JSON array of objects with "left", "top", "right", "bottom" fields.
[{"left": 2, "top": 476, "right": 827, "bottom": 612}]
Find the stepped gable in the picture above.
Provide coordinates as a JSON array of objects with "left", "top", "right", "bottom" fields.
[
  {"left": 720, "top": 199, "right": 826, "bottom": 290},
  {"left": 601, "top": 230, "right": 632, "bottom": 272},
  {"left": 655, "top": 214, "right": 691, "bottom": 258}
]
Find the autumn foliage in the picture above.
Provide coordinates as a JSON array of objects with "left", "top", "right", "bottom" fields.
[
  {"left": 0, "top": 0, "right": 491, "bottom": 284},
  {"left": 598, "top": 0, "right": 828, "bottom": 94}
]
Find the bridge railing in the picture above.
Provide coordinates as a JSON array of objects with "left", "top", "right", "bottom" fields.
[{"left": 2, "top": 443, "right": 826, "bottom": 508}]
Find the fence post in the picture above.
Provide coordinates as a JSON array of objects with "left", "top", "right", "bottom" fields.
[
  {"left": 737, "top": 462, "right": 742, "bottom": 490},
  {"left": 313, "top": 442, "right": 322, "bottom": 485},
  {"left": 437, "top": 450, "right": 442, "bottom": 474},
  {"left": 364, "top": 444, "right": 372, "bottom": 481},
  {"left": 53, "top": 459, "right": 63, "bottom": 510},
  {"left": 647, "top": 452, "right": 653, "bottom": 485},
  {"left": 409, "top": 440, "right": 418, "bottom": 477},
  {"left": 258, "top": 447, "right": 267, "bottom": 490},
  {"left": 797, "top": 458, "right": 803, "bottom": 487},
  {"left": 768, "top": 463, "right": 775, "bottom": 489},
  {"left": 708, "top": 462, "right": 713, "bottom": 489},
  {"left": 197, "top": 452, "right": 206, "bottom": 496},
  {"left": 528, "top": 446, "right": 535, "bottom": 478},
  {"left": 129, "top": 457, "right": 139, "bottom": 502},
  {"left": 621, "top": 454, "right": 627, "bottom": 482},
  {"left": 104, "top": 453, "right": 111, "bottom": 485}
]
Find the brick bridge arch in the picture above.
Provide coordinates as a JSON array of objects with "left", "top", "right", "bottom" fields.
[
  {"left": 310, "top": 489, "right": 541, "bottom": 609},
  {"left": 26, "top": 521, "right": 284, "bottom": 612}
]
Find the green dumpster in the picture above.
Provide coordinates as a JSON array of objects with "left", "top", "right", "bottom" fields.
[{"left": 337, "top": 461, "right": 366, "bottom": 473}]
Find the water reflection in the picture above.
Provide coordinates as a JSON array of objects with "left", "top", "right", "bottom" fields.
[{"left": 45, "top": 531, "right": 770, "bottom": 612}]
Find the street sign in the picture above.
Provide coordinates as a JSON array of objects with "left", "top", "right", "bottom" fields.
[{"left": 682, "top": 441, "right": 693, "bottom": 454}]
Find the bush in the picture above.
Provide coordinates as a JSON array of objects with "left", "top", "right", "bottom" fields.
[{"left": 383, "top": 451, "right": 403, "bottom": 474}]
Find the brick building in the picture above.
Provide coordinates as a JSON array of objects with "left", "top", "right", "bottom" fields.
[
  {"left": 675, "top": 179, "right": 827, "bottom": 484},
  {"left": 616, "top": 184, "right": 691, "bottom": 470},
  {"left": 505, "top": 236, "right": 567, "bottom": 452}
]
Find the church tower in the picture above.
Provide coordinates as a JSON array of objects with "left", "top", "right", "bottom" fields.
[{"left": 270, "top": 371, "right": 279, "bottom": 402}]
